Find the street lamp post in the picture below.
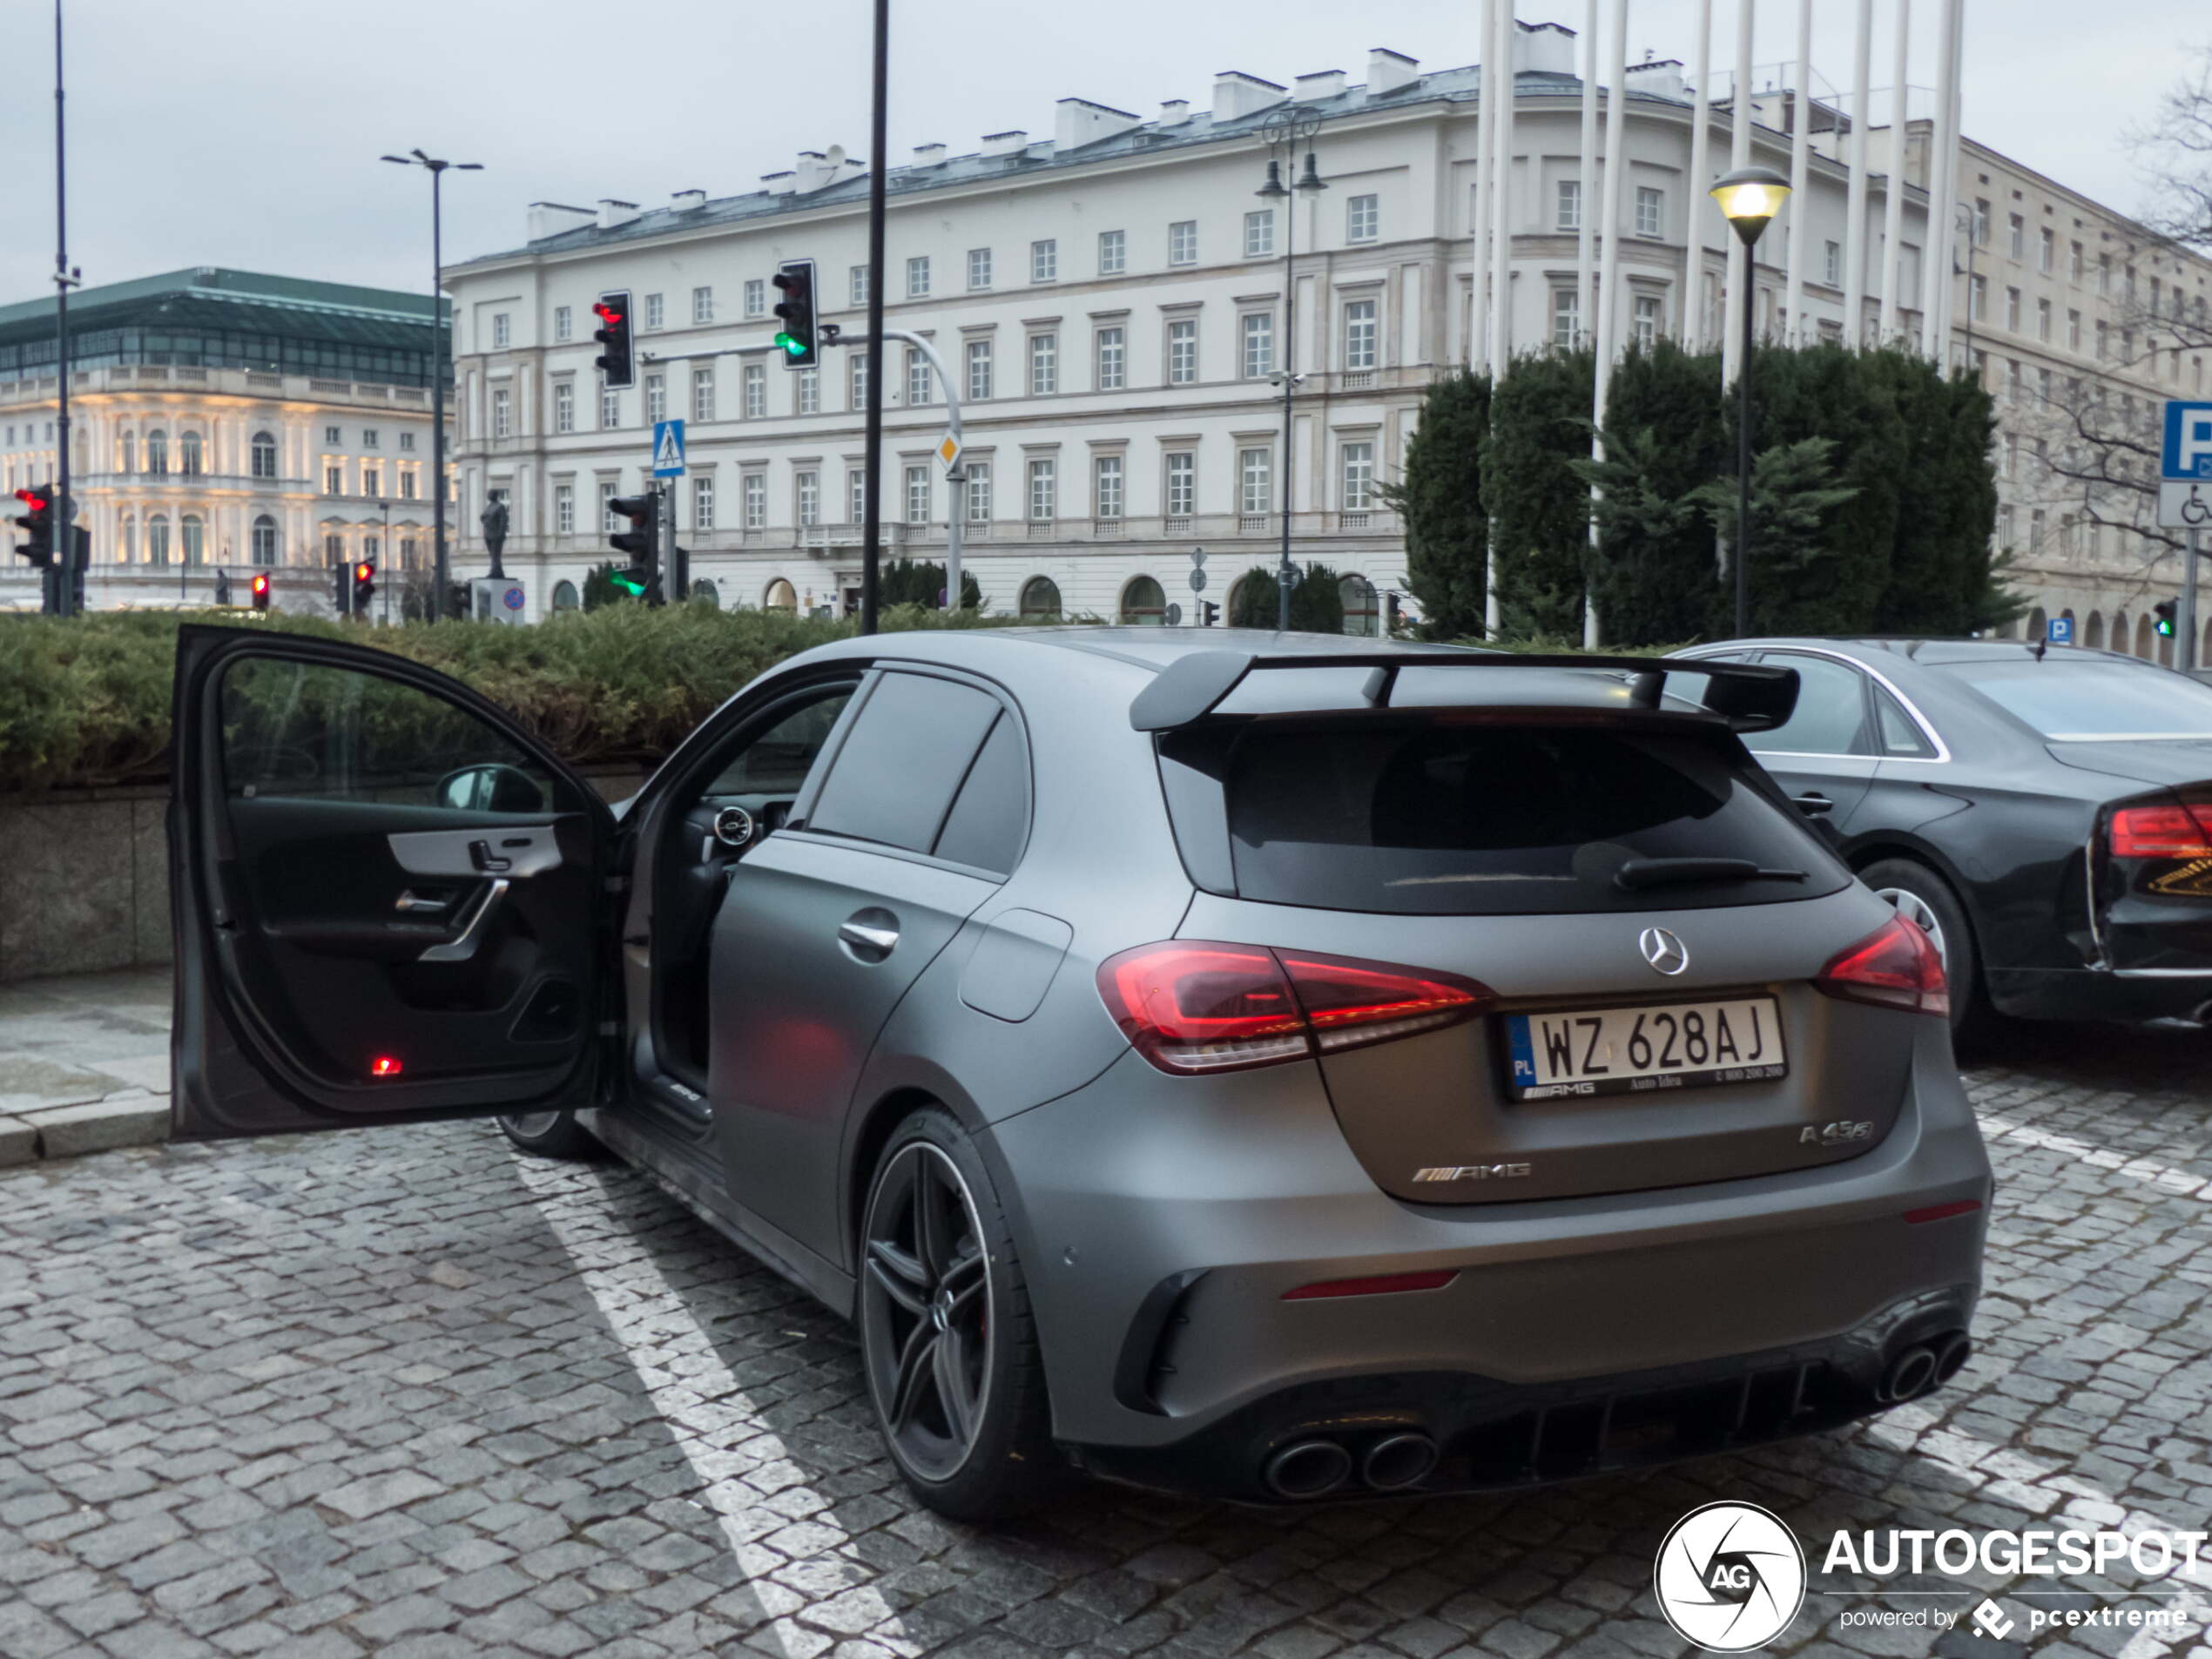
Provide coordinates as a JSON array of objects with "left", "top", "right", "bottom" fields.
[
  {"left": 1710, "top": 166, "right": 1793, "bottom": 638},
  {"left": 381, "top": 149, "right": 482, "bottom": 622},
  {"left": 1258, "top": 109, "right": 1325, "bottom": 632}
]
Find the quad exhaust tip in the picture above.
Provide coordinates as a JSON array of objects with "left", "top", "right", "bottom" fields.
[
  {"left": 1264, "top": 1440, "right": 1352, "bottom": 1499},
  {"left": 1878, "top": 1332, "right": 1971, "bottom": 1403}
]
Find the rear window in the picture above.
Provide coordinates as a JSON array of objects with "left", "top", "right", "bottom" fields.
[
  {"left": 1939, "top": 660, "right": 2212, "bottom": 740},
  {"left": 1163, "top": 718, "right": 1847, "bottom": 915}
]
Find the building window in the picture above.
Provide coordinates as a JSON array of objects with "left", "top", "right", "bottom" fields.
[
  {"left": 555, "top": 305, "right": 572, "bottom": 341},
  {"left": 744, "top": 362, "right": 766, "bottom": 419},
  {"left": 1031, "top": 239, "right": 1058, "bottom": 282},
  {"left": 2006, "top": 214, "right": 2024, "bottom": 260},
  {"left": 1241, "top": 313, "right": 1274, "bottom": 379},
  {"left": 362, "top": 428, "right": 378, "bottom": 449},
  {"left": 554, "top": 381, "right": 575, "bottom": 433},
  {"left": 1633, "top": 292, "right": 1662, "bottom": 347},
  {"left": 1094, "top": 454, "right": 1123, "bottom": 519},
  {"left": 1823, "top": 240, "right": 1842, "bottom": 287},
  {"left": 1020, "top": 576, "right": 1061, "bottom": 619},
  {"left": 907, "top": 255, "right": 931, "bottom": 299},
  {"left": 798, "top": 368, "right": 819, "bottom": 414},
  {"left": 850, "top": 354, "right": 869, "bottom": 410},
  {"left": 851, "top": 265, "right": 870, "bottom": 308},
  {"left": 1121, "top": 576, "right": 1167, "bottom": 625},
  {"left": 796, "top": 469, "right": 820, "bottom": 526},
  {"left": 693, "top": 474, "right": 715, "bottom": 531},
  {"left": 1027, "top": 456, "right": 1056, "bottom": 520},
  {"left": 1170, "top": 220, "right": 1197, "bottom": 266},
  {"left": 1551, "top": 287, "right": 1580, "bottom": 349},
  {"left": 1970, "top": 199, "right": 1989, "bottom": 244},
  {"left": 744, "top": 278, "right": 765, "bottom": 319},
  {"left": 2038, "top": 227, "right": 2054, "bottom": 273},
  {"left": 1340, "top": 441, "right": 1374, "bottom": 510},
  {"left": 1098, "top": 229, "right": 1126, "bottom": 274},
  {"left": 1556, "top": 179, "right": 1581, "bottom": 233},
  {"left": 905, "top": 463, "right": 929, "bottom": 524},
  {"left": 849, "top": 470, "right": 867, "bottom": 524},
  {"left": 492, "top": 313, "right": 510, "bottom": 349},
  {"left": 362, "top": 462, "right": 382, "bottom": 498},
  {"left": 2005, "top": 287, "right": 2020, "bottom": 332},
  {"left": 251, "top": 430, "right": 277, "bottom": 479},
  {"left": 142, "top": 514, "right": 169, "bottom": 566},
  {"left": 1969, "top": 275, "right": 1986, "bottom": 321},
  {"left": 250, "top": 515, "right": 277, "bottom": 566},
  {"left": 1168, "top": 318, "right": 1197, "bottom": 384},
  {"left": 644, "top": 293, "right": 665, "bottom": 329},
  {"left": 118, "top": 430, "right": 134, "bottom": 472},
  {"left": 1096, "top": 326, "right": 1125, "bottom": 390},
  {"left": 1029, "top": 333, "right": 1057, "bottom": 395},
  {"left": 1239, "top": 446, "right": 1272, "bottom": 513},
  {"left": 485, "top": 385, "right": 510, "bottom": 439},
  {"left": 2037, "top": 299, "right": 2053, "bottom": 342},
  {"left": 601, "top": 481, "right": 621, "bottom": 529},
  {"left": 1343, "top": 300, "right": 1377, "bottom": 370},
  {"left": 181, "top": 515, "right": 205, "bottom": 567},
  {"left": 401, "top": 432, "right": 415, "bottom": 450},
  {"left": 1347, "top": 192, "right": 1379, "bottom": 243},
  {"left": 1165, "top": 451, "right": 1195, "bottom": 516},
  {"left": 965, "top": 462, "right": 990, "bottom": 522},
  {"left": 907, "top": 347, "right": 933, "bottom": 407},
  {"left": 743, "top": 472, "right": 766, "bottom": 529},
  {"left": 965, "top": 338, "right": 993, "bottom": 401},
  {"left": 399, "top": 463, "right": 418, "bottom": 500},
  {"left": 555, "top": 482, "right": 575, "bottom": 534},
  {"left": 1244, "top": 209, "right": 1275, "bottom": 259},
  {"left": 1635, "top": 186, "right": 1663, "bottom": 238},
  {"left": 180, "top": 431, "right": 204, "bottom": 476},
  {"left": 968, "top": 247, "right": 992, "bottom": 290},
  {"left": 143, "top": 429, "right": 168, "bottom": 475},
  {"left": 692, "top": 286, "right": 714, "bottom": 324},
  {"left": 602, "top": 385, "right": 621, "bottom": 428},
  {"left": 693, "top": 367, "right": 715, "bottom": 422},
  {"left": 325, "top": 461, "right": 344, "bottom": 496}
]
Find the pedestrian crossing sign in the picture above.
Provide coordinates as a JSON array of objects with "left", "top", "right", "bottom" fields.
[{"left": 651, "top": 420, "right": 686, "bottom": 478}]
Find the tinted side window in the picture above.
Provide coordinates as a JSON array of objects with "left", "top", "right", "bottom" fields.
[
  {"left": 807, "top": 673, "right": 1001, "bottom": 853},
  {"left": 1741, "top": 655, "right": 1871, "bottom": 756},
  {"left": 931, "top": 714, "right": 1028, "bottom": 874},
  {"left": 1874, "top": 690, "right": 1938, "bottom": 758}
]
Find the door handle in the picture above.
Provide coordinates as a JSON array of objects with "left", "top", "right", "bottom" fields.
[
  {"left": 419, "top": 879, "right": 509, "bottom": 962},
  {"left": 838, "top": 920, "right": 900, "bottom": 956},
  {"left": 1791, "top": 792, "right": 1835, "bottom": 816},
  {"left": 394, "top": 889, "right": 452, "bottom": 914}
]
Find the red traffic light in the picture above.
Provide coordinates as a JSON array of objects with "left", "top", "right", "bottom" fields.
[
  {"left": 593, "top": 301, "right": 620, "bottom": 326},
  {"left": 252, "top": 573, "right": 270, "bottom": 595},
  {"left": 354, "top": 562, "right": 375, "bottom": 582}
]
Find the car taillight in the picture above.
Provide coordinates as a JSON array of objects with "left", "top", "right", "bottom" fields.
[
  {"left": 2107, "top": 797, "right": 2212, "bottom": 860},
  {"left": 1097, "top": 941, "right": 1493, "bottom": 1075},
  {"left": 1814, "top": 914, "right": 1950, "bottom": 1018}
]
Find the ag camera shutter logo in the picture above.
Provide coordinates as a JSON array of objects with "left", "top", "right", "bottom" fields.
[{"left": 1655, "top": 1501, "right": 1807, "bottom": 1652}]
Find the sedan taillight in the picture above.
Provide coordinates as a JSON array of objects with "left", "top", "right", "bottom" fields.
[
  {"left": 1097, "top": 941, "right": 1493, "bottom": 1075},
  {"left": 2107, "top": 797, "right": 2212, "bottom": 860},
  {"left": 1814, "top": 914, "right": 1950, "bottom": 1018}
]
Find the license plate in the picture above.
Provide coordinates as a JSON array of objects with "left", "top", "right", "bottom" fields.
[{"left": 1504, "top": 997, "right": 1787, "bottom": 1099}]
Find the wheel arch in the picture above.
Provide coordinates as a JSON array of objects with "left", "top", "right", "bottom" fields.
[{"left": 840, "top": 1066, "right": 1036, "bottom": 1290}]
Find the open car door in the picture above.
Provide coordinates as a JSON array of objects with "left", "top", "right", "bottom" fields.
[{"left": 170, "top": 624, "right": 617, "bottom": 1139}]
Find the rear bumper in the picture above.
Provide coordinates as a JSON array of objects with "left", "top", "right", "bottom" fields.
[
  {"left": 1987, "top": 963, "right": 2212, "bottom": 1022},
  {"left": 988, "top": 1021, "right": 1989, "bottom": 1493}
]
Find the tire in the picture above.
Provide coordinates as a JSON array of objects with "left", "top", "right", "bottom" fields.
[
  {"left": 496, "top": 1109, "right": 600, "bottom": 1160},
  {"left": 1858, "top": 858, "right": 1994, "bottom": 1048},
  {"left": 857, "top": 1106, "right": 1057, "bottom": 1521}
]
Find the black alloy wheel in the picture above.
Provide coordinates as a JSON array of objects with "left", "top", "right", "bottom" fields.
[
  {"left": 861, "top": 1140, "right": 994, "bottom": 1480},
  {"left": 496, "top": 1109, "right": 598, "bottom": 1160}
]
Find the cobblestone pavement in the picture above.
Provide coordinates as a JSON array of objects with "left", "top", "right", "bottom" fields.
[{"left": 2, "top": 1025, "right": 2208, "bottom": 1659}]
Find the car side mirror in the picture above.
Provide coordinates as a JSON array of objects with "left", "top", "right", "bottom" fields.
[{"left": 437, "top": 763, "right": 545, "bottom": 815}]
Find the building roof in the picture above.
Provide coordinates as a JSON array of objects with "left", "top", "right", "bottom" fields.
[{"left": 0, "top": 267, "right": 442, "bottom": 352}]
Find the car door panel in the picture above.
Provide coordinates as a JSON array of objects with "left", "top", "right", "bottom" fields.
[
  {"left": 1736, "top": 651, "right": 1881, "bottom": 831},
  {"left": 171, "top": 625, "right": 613, "bottom": 1141}
]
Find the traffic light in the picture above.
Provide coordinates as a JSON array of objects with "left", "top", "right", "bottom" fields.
[
  {"left": 592, "top": 290, "right": 635, "bottom": 390},
  {"left": 2156, "top": 599, "right": 2178, "bottom": 638},
  {"left": 353, "top": 561, "right": 377, "bottom": 617},
  {"left": 772, "top": 260, "right": 818, "bottom": 368},
  {"left": 1198, "top": 599, "right": 1220, "bottom": 627},
  {"left": 10, "top": 485, "right": 54, "bottom": 569},
  {"left": 608, "top": 490, "right": 660, "bottom": 604},
  {"left": 1386, "top": 591, "right": 1405, "bottom": 633},
  {"left": 252, "top": 572, "right": 272, "bottom": 612}
]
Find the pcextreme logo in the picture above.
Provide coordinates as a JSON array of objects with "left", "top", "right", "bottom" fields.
[{"left": 1654, "top": 1502, "right": 1808, "bottom": 1652}]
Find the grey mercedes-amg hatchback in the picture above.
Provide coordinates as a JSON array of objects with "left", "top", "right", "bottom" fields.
[{"left": 169, "top": 624, "right": 1991, "bottom": 1519}]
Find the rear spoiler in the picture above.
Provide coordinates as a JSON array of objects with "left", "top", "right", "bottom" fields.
[{"left": 1127, "top": 650, "right": 1799, "bottom": 734}]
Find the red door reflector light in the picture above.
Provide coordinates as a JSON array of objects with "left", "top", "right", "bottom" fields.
[
  {"left": 1903, "top": 1199, "right": 1982, "bottom": 1224},
  {"left": 1283, "top": 1269, "right": 1460, "bottom": 1301},
  {"left": 368, "top": 1055, "right": 403, "bottom": 1078}
]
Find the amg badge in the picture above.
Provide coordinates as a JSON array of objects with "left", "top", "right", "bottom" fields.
[{"left": 1413, "top": 1163, "right": 1534, "bottom": 1183}]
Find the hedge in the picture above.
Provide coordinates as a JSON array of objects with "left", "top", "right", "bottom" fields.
[{"left": 0, "top": 604, "right": 1010, "bottom": 795}]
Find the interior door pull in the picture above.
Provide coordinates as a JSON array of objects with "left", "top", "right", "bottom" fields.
[
  {"left": 469, "top": 839, "right": 514, "bottom": 873},
  {"left": 394, "top": 890, "right": 451, "bottom": 914},
  {"left": 419, "top": 879, "right": 509, "bottom": 962},
  {"left": 838, "top": 920, "right": 900, "bottom": 955}
]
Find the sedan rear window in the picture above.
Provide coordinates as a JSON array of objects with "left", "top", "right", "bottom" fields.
[
  {"left": 1939, "top": 661, "right": 2212, "bottom": 740},
  {"left": 1164, "top": 719, "right": 1847, "bottom": 915}
]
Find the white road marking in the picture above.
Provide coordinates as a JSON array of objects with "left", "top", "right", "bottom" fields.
[
  {"left": 1978, "top": 1113, "right": 2211, "bottom": 1201},
  {"left": 513, "top": 1155, "right": 907, "bottom": 1656}
]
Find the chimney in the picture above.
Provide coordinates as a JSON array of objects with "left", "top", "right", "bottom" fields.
[
  {"left": 596, "top": 199, "right": 639, "bottom": 230},
  {"left": 981, "top": 128, "right": 1028, "bottom": 158},
  {"left": 671, "top": 189, "right": 706, "bottom": 212},
  {"left": 1159, "top": 98, "right": 1190, "bottom": 123},
  {"left": 526, "top": 201, "right": 595, "bottom": 242},
  {"left": 1213, "top": 71, "right": 1287, "bottom": 123},
  {"left": 760, "top": 171, "right": 796, "bottom": 196},
  {"left": 1516, "top": 20, "right": 1577, "bottom": 76},
  {"left": 792, "top": 149, "right": 836, "bottom": 192},
  {"left": 1295, "top": 70, "right": 1346, "bottom": 103},
  {"left": 913, "top": 142, "right": 947, "bottom": 165},
  {"left": 1055, "top": 98, "right": 1142, "bottom": 152},
  {"left": 1623, "top": 57, "right": 1687, "bottom": 101},
  {"left": 1367, "top": 48, "right": 1419, "bottom": 96}
]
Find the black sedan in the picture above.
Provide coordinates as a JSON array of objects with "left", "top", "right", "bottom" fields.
[{"left": 1677, "top": 638, "right": 2212, "bottom": 1035}]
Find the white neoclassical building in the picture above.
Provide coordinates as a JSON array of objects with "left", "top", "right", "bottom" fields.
[{"left": 0, "top": 267, "right": 449, "bottom": 615}]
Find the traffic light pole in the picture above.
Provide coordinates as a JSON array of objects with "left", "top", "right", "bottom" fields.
[
  {"left": 51, "top": 0, "right": 77, "bottom": 618},
  {"left": 860, "top": 0, "right": 889, "bottom": 634},
  {"left": 2185, "top": 529, "right": 2203, "bottom": 675},
  {"left": 833, "top": 328, "right": 962, "bottom": 610},
  {"left": 661, "top": 479, "right": 682, "bottom": 604}
]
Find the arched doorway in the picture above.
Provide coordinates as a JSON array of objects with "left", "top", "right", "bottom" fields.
[
  {"left": 691, "top": 579, "right": 720, "bottom": 608},
  {"left": 2113, "top": 612, "right": 2132, "bottom": 657},
  {"left": 551, "top": 580, "right": 581, "bottom": 613},
  {"left": 1019, "top": 576, "right": 1062, "bottom": 620},
  {"left": 2136, "top": 614, "right": 2155, "bottom": 658},
  {"left": 1119, "top": 575, "right": 1166, "bottom": 625},
  {"left": 2027, "top": 605, "right": 2047, "bottom": 643},
  {"left": 2084, "top": 610, "right": 2105, "bottom": 650},
  {"left": 765, "top": 577, "right": 798, "bottom": 612},
  {"left": 1339, "top": 573, "right": 1379, "bottom": 637}
]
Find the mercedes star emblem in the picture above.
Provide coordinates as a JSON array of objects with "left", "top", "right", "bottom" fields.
[{"left": 1639, "top": 926, "right": 1690, "bottom": 975}]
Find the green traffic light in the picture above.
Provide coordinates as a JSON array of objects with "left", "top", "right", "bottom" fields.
[
  {"left": 774, "top": 332, "right": 806, "bottom": 358},
  {"left": 610, "top": 573, "right": 646, "bottom": 596}
]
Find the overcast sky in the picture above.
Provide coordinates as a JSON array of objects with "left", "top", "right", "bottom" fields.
[{"left": 0, "top": 0, "right": 2198, "bottom": 304}]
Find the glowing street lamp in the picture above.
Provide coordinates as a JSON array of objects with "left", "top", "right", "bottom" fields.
[{"left": 1710, "top": 166, "right": 1793, "bottom": 637}]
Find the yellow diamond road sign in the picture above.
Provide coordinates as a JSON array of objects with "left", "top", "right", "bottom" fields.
[{"left": 935, "top": 434, "right": 961, "bottom": 468}]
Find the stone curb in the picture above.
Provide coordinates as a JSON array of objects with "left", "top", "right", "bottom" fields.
[{"left": 7, "top": 1096, "right": 172, "bottom": 1162}]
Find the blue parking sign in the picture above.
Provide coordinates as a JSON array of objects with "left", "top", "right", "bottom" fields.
[
  {"left": 2046, "top": 616, "right": 2073, "bottom": 646},
  {"left": 2162, "top": 401, "right": 2212, "bottom": 480}
]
